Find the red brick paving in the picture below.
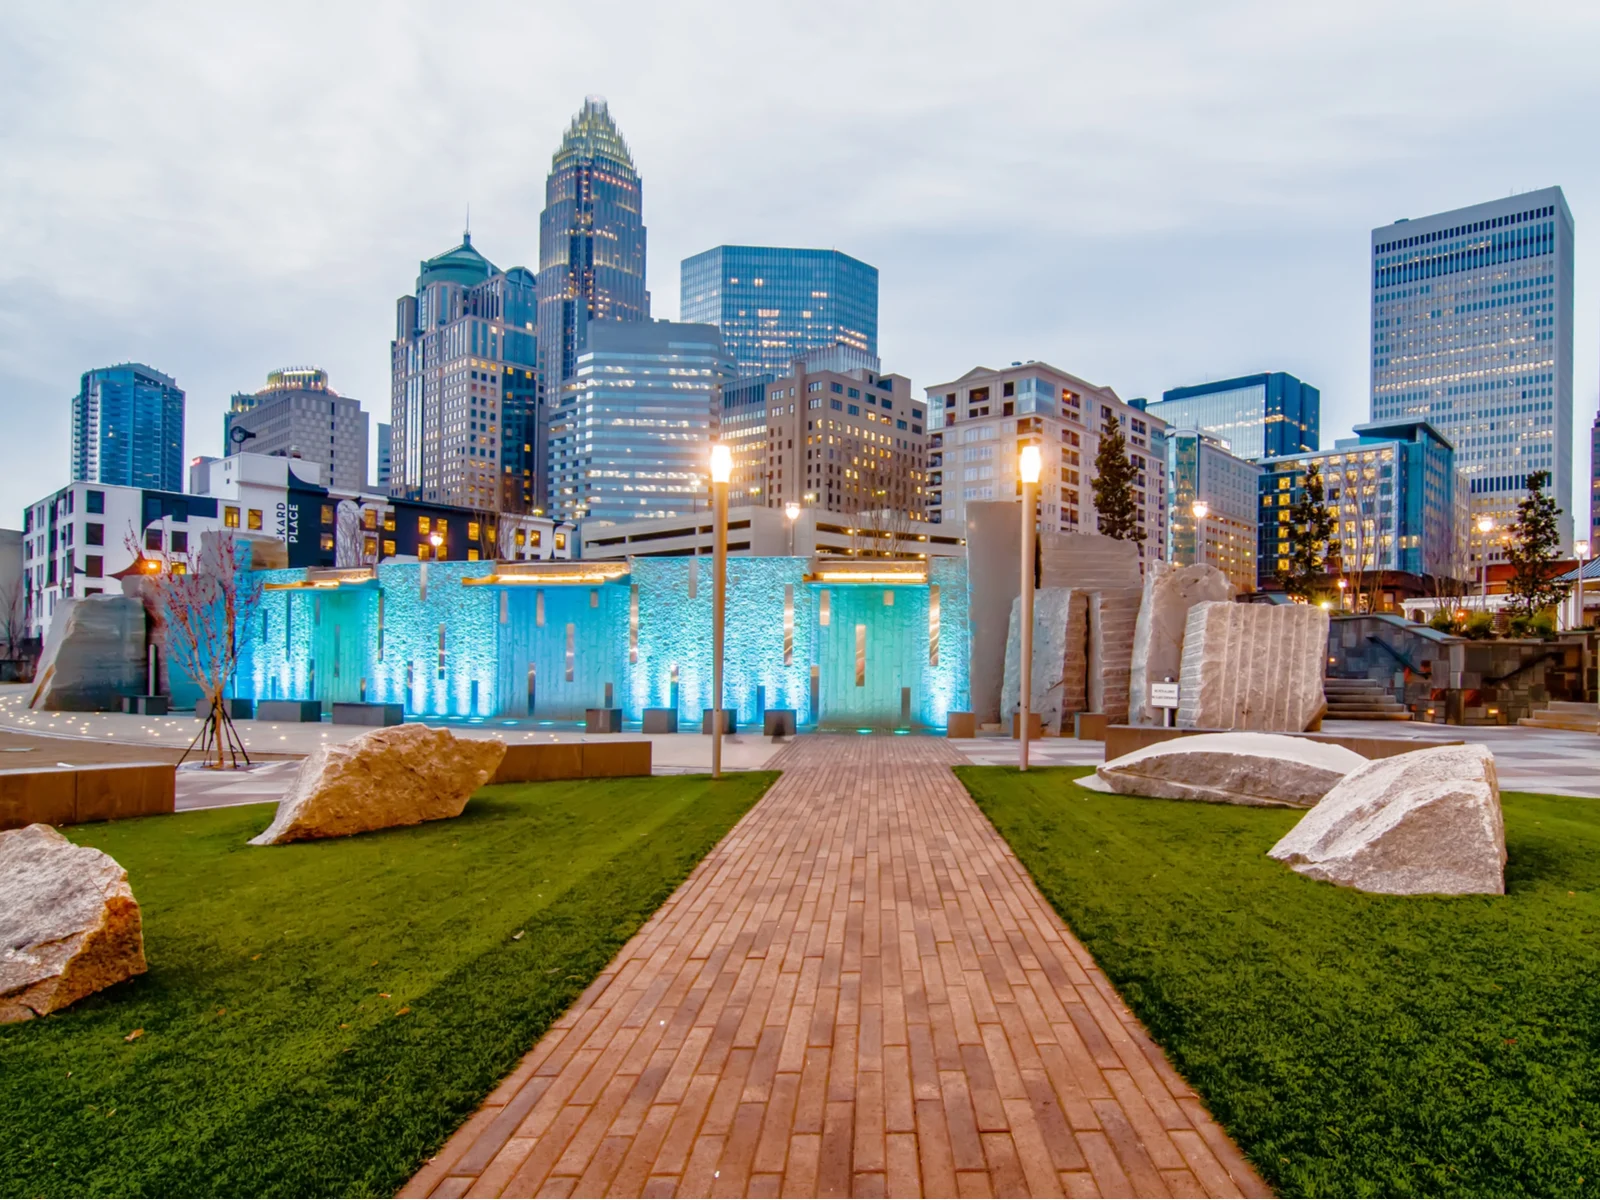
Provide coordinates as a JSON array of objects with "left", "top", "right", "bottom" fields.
[{"left": 402, "top": 736, "right": 1269, "bottom": 1199}]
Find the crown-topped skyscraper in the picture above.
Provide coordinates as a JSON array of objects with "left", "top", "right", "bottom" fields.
[{"left": 536, "top": 96, "right": 650, "bottom": 393}]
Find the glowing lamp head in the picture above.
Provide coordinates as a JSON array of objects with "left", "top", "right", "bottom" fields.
[
  {"left": 429, "top": 532, "right": 443, "bottom": 547},
  {"left": 785, "top": 501, "right": 801, "bottom": 521},
  {"left": 709, "top": 443, "right": 732, "bottom": 484},
  {"left": 1476, "top": 515, "right": 1494, "bottom": 534},
  {"left": 1578, "top": 539, "right": 1591, "bottom": 559},
  {"left": 1190, "top": 500, "right": 1209, "bottom": 521},
  {"left": 1337, "top": 578, "right": 1347, "bottom": 590},
  {"left": 1018, "top": 444, "right": 1042, "bottom": 484}
]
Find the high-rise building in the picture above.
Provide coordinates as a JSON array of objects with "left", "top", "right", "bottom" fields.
[
  {"left": 376, "top": 423, "right": 392, "bottom": 490},
  {"left": 390, "top": 232, "right": 542, "bottom": 512},
  {"left": 225, "top": 367, "right": 369, "bottom": 491},
  {"left": 1166, "top": 430, "right": 1262, "bottom": 593},
  {"left": 722, "top": 345, "right": 926, "bottom": 518},
  {"left": 1591, "top": 412, "right": 1599, "bottom": 551},
  {"left": 536, "top": 96, "right": 649, "bottom": 394},
  {"left": 1256, "top": 419, "right": 1465, "bottom": 598},
  {"left": 680, "top": 246, "right": 878, "bottom": 378},
  {"left": 1370, "top": 187, "right": 1574, "bottom": 552},
  {"left": 924, "top": 363, "right": 1168, "bottom": 565},
  {"left": 546, "top": 321, "right": 731, "bottom": 524},
  {"left": 70, "top": 363, "right": 185, "bottom": 492},
  {"left": 1146, "top": 372, "right": 1318, "bottom": 462}
]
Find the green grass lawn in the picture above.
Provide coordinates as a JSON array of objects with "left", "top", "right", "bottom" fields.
[
  {"left": 957, "top": 765, "right": 1600, "bottom": 1199},
  {"left": 0, "top": 771, "right": 775, "bottom": 1199}
]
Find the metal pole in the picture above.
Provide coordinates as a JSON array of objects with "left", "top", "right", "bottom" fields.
[
  {"left": 1019, "top": 481, "right": 1035, "bottom": 772},
  {"left": 712, "top": 477, "right": 728, "bottom": 779}
]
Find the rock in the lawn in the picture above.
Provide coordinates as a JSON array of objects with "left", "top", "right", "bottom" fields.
[
  {"left": 0, "top": 824, "right": 147, "bottom": 1023},
  {"left": 249, "top": 724, "right": 506, "bottom": 845},
  {"left": 1268, "top": 743, "right": 1505, "bottom": 895},
  {"left": 1095, "top": 732, "right": 1366, "bottom": 808}
]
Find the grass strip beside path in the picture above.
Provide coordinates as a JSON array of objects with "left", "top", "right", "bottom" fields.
[
  {"left": 1, "top": 772, "right": 775, "bottom": 1198},
  {"left": 957, "top": 764, "right": 1600, "bottom": 1199}
]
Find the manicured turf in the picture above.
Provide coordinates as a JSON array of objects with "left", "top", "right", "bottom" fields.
[
  {"left": 1, "top": 772, "right": 775, "bottom": 1198},
  {"left": 957, "top": 765, "right": 1600, "bottom": 1199}
]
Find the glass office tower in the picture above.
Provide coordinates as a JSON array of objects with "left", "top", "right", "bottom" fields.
[
  {"left": 680, "top": 246, "right": 878, "bottom": 378},
  {"left": 1146, "top": 372, "right": 1318, "bottom": 462},
  {"left": 536, "top": 96, "right": 649, "bottom": 393},
  {"left": 1370, "top": 187, "right": 1574, "bottom": 550},
  {"left": 71, "top": 363, "right": 185, "bottom": 491}
]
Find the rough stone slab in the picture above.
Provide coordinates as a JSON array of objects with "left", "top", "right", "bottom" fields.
[
  {"left": 964, "top": 501, "right": 1025, "bottom": 724},
  {"left": 1269, "top": 744, "right": 1505, "bottom": 895},
  {"left": 1128, "top": 562, "right": 1233, "bottom": 725},
  {"left": 28, "top": 595, "right": 146, "bottom": 713},
  {"left": 250, "top": 724, "right": 506, "bottom": 845},
  {"left": 0, "top": 824, "right": 146, "bottom": 1022},
  {"left": 1088, "top": 587, "right": 1141, "bottom": 724},
  {"left": 1177, "top": 602, "right": 1329, "bottom": 732},
  {"left": 1038, "top": 531, "right": 1142, "bottom": 592},
  {"left": 1095, "top": 732, "right": 1367, "bottom": 808},
  {"left": 1001, "top": 588, "right": 1088, "bottom": 734}
]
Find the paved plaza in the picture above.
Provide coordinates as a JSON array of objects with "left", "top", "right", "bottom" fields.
[{"left": 402, "top": 736, "right": 1267, "bottom": 1199}]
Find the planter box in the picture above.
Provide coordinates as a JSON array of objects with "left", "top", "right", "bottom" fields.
[
  {"left": 642, "top": 708, "right": 679, "bottom": 733},
  {"left": 331, "top": 702, "right": 404, "bottom": 727},
  {"left": 256, "top": 700, "right": 322, "bottom": 723},
  {"left": 585, "top": 708, "right": 623, "bottom": 734},
  {"left": 763, "top": 709, "right": 797, "bottom": 737}
]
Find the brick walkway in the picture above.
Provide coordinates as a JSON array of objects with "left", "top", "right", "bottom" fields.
[{"left": 403, "top": 736, "right": 1268, "bottom": 1199}]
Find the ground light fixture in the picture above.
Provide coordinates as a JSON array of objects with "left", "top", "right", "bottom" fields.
[
  {"left": 1018, "top": 445, "right": 1041, "bottom": 771},
  {"left": 709, "top": 444, "right": 732, "bottom": 779}
]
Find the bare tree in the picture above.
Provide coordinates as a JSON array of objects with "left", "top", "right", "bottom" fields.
[{"left": 0, "top": 573, "right": 26, "bottom": 664}]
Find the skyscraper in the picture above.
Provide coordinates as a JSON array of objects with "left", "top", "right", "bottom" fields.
[
  {"left": 71, "top": 363, "right": 185, "bottom": 492},
  {"left": 390, "top": 232, "right": 542, "bottom": 511},
  {"left": 1147, "top": 372, "right": 1319, "bottom": 461},
  {"left": 1370, "top": 187, "right": 1575, "bottom": 550},
  {"left": 546, "top": 321, "right": 730, "bottom": 524},
  {"left": 1165, "top": 430, "right": 1262, "bottom": 592},
  {"left": 536, "top": 96, "right": 649, "bottom": 394},
  {"left": 375, "top": 423, "right": 392, "bottom": 490},
  {"left": 225, "top": 367, "right": 369, "bottom": 491},
  {"left": 680, "top": 246, "right": 878, "bottom": 377}
]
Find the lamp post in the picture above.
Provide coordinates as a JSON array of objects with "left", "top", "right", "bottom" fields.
[
  {"left": 1476, "top": 515, "right": 1495, "bottom": 600},
  {"left": 1190, "top": 499, "right": 1209, "bottom": 570},
  {"left": 1576, "top": 539, "right": 1591, "bottom": 632},
  {"left": 1337, "top": 577, "right": 1348, "bottom": 611},
  {"left": 710, "top": 443, "right": 732, "bottom": 780},
  {"left": 785, "top": 500, "right": 801, "bottom": 557},
  {"left": 1018, "top": 445, "right": 1042, "bottom": 772}
]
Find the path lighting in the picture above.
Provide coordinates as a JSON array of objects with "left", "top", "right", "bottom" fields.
[
  {"left": 1190, "top": 499, "right": 1209, "bottom": 568},
  {"left": 785, "top": 501, "right": 801, "bottom": 556},
  {"left": 710, "top": 443, "right": 732, "bottom": 779},
  {"left": 1576, "top": 539, "right": 1591, "bottom": 634},
  {"left": 1337, "top": 577, "right": 1348, "bottom": 611},
  {"left": 1476, "top": 515, "right": 1495, "bottom": 598},
  {"left": 1018, "top": 445, "right": 1042, "bottom": 772}
]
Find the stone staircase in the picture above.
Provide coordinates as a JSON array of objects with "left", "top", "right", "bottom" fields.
[
  {"left": 1323, "top": 676, "right": 1411, "bottom": 721},
  {"left": 1518, "top": 701, "right": 1600, "bottom": 733}
]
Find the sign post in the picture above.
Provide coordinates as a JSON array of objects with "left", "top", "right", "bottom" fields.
[{"left": 1150, "top": 678, "right": 1180, "bottom": 728}]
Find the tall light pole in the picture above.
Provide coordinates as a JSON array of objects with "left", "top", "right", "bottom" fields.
[
  {"left": 785, "top": 500, "right": 801, "bottom": 557},
  {"left": 1190, "top": 499, "right": 1209, "bottom": 571},
  {"left": 710, "top": 443, "right": 732, "bottom": 779},
  {"left": 1476, "top": 514, "right": 1495, "bottom": 600},
  {"left": 1575, "top": 539, "right": 1591, "bottom": 631},
  {"left": 1018, "top": 445, "right": 1041, "bottom": 772}
]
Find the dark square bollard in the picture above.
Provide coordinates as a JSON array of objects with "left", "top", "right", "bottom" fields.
[
  {"left": 121, "top": 695, "right": 169, "bottom": 716},
  {"left": 195, "top": 697, "right": 256, "bottom": 721},
  {"left": 256, "top": 700, "right": 323, "bottom": 723},
  {"left": 701, "top": 708, "right": 737, "bottom": 735},
  {"left": 331, "top": 702, "right": 405, "bottom": 726},
  {"left": 642, "top": 708, "right": 679, "bottom": 733},
  {"left": 763, "top": 709, "right": 797, "bottom": 737},
  {"left": 585, "top": 708, "right": 623, "bottom": 733}
]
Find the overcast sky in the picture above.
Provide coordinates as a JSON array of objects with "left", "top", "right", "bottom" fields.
[{"left": 3, "top": 1, "right": 1598, "bottom": 526}]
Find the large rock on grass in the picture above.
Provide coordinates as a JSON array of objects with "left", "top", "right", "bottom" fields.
[
  {"left": 1093, "top": 732, "right": 1366, "bottom": 807},
  {"left": 1268, "top": 744, "right": 1505, "bottom": 895},
  {"left": 250, "top": 725, "right": 506, "bottom": 846},
  {"left": 0, "top": 824, "right": 147, "bottom": 1023}
]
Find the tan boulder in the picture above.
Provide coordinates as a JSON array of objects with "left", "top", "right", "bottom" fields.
[
  {"left": 1128, "top": 562, "right": 1234, "bottom": 725},
  {"left": 250, "top": 724, "right": 507, "bottom": 846},
  {"left": 1, "top": 824, "right": 147, "bottom": 1023},
  {"left": 1092, "top": 732, "right": 1366, "bottom": 808},
  {"left": 1268, "top": 744, "right": 1505, "bottom": 895},
  {"left": 1177, "top": 601, "right": 1329, "bottom": 731}
]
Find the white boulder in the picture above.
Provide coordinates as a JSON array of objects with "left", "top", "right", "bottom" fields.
[
  {"left": 1177, "top": 602, "right": 1329, "bottom": 732},
  {"left": 250, "top": 724, "right": 507, "bottom": 845},
  {"left": 1094, "top": 733, "right": 1366, "bottom": 808},
  {"left": 1268, "top": 744, "right": 1505, "bottom": 895},
  {"left": 1, "top": 824, "right": 147, "bottom": 1023}
]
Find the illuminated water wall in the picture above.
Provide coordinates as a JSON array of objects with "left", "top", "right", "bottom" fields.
[{"left": 238, "top": 557, "right": 970, "bottom": 728}]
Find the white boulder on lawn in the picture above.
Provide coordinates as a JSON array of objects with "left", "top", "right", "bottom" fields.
[
  {"left": 1268, "top": 743, "right": 1505, "bottom": 895},
  {"left": 250, "top": 724, "right": 507, "bottom": 845},
  {"left": 1, "top": 824, "right": 147, "bottom": 1023},
  {"left": 1091, "top": 732, "right": 1366, "bottom": 808}
]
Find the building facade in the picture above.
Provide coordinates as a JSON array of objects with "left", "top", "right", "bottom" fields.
[
  {"left": 546, "top": 321, "right": 731, "bottom": 524},
  {"left": 679, "top": 246, "right": 878, "bottom": 378},
  {"left": 1146, "top": 372, "right": 1318, "bottom": 461},
  {"left": 580, "top": 505, "right": 963, "bottom": 561},
  {"left": 389, "top": 232, "right": 542, "bottom": 512},
  {"left": 924, "top": 363, "right": 1168, "bottom": 565},
  {"left": 70, "top": 363, "right": 185, "bottom": 492},
  {"left": 1165, "top": 430, "right": 1262, "bottom": 593},
  {"left": 1370, "top": 187, "right": 1575, "bottom": 553},
  {"left": 536, "top": 96, "right": 649, "bottom": 393},
  {"left": 376, "top": 423, "right": 392, "bottom": 489},
  {"left": 1256, "top": 419, "right": 1464, "bottom": 598},
  {"left": 226, "top": 367, "right": 369, "bottom": 491}
]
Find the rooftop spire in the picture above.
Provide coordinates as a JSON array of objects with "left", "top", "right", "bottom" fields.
[{"left": 553, "top": 94, "right": 636, "bottom": 173}]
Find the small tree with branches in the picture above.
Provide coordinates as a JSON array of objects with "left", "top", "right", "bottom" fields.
[
  {"left": 1277, "top": 461, "right": 1336, "bottom": 600},
  {"left": 1506, "top": 469, "right": 1572, "bottom": 617},
  {"left": 1091, "top": 422, "right": 1138, "bottom": 541}
]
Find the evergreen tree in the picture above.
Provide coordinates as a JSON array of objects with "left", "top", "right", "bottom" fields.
[
  {"left": 1506, "top": 469, "right": 1572, "bottom": 616},
  {"left": 1276, "top": 460, "right": 1335, "bottom": 599},
  {"left": 1091, "top": 421, "right": 1138, "bottom": 541}
]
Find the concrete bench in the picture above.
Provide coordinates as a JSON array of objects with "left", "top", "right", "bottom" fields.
[
  {"left": 331, "top": 702, "right": 404, "bottom": 726},
  {"left": 491, "top": 741, "right": 652, "bottom": 784},
  {"left": 0, "top": 762, "right": 176, "bottom": 830},
  {"left": 256, "top": 700, "right": 322, "bottom": 723}
]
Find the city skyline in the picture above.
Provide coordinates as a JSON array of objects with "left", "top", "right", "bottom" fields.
[{"left": 3, "top": 5, "right": 1598, "bottom": 529}]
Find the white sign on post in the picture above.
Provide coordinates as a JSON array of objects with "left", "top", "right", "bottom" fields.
[{"left": 1150, "top": 682, "right": 1180, "bottom": 709}]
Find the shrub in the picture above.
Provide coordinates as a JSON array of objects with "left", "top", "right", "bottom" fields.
[
  {"left": 1428, "top": 609, "right": 1458, "bottom": 634},
  {"left": 1463, "top": 610, "right": 1496, "bottom": 639}
]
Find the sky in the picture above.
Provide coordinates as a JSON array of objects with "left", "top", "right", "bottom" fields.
[{"left": 2, "top": 0, "right": 1598, "bottom": 528}]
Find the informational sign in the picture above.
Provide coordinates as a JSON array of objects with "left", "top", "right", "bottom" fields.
[{"left": 1150, "top": 682, "right": 1180, "bottom": 709}]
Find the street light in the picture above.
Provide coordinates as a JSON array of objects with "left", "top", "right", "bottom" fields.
[
  {"left": 1190, "top": 499, "right": 1209, "bottom": 569},
  {"left": 1337, "top": 577, "right": 1348, "bottom": 611},
  {"left": 1576, "top": 539, "right": 1591, "bottom": 633},
  {"left": 1018, "top": 444, "right": 1042, "bottom": 772},
  {"left": 785, "top": 500, "right": 801, "bottom": 556},
  {"left": 1476, "top": 515, "right": 1495, "bottom": 599},
  {"left": 709, "top": 443, "right": 732, "bottom": 779}
]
